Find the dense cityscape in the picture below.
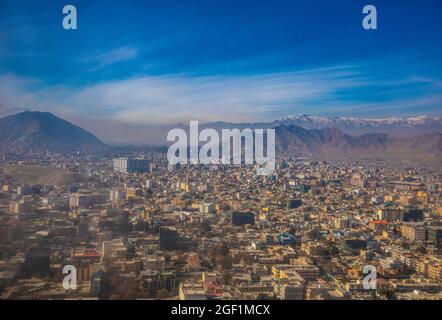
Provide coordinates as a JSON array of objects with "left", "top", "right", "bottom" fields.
[{"left": 1, "top": 151, "right": 441, "bottom": 300}]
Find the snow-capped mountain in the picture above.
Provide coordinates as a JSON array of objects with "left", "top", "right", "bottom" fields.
[{"left": 273, "top": 114, "right": 442, "bottom": 136}]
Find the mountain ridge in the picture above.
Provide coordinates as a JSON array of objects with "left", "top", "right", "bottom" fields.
[
  {"left": 0, "top": 111, "right": 441, "bottom": 165},
  {"left": 274, "top": 123, "right": 442, "bottom": 164},
  {"left": 0, "top": 111, "right": 108, "bottom": 154},
  {"left": 205, "top": 114, "right": 442, "bottom": 137}
]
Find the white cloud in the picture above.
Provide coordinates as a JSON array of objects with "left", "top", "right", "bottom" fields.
[
  {"left": 82, "top": 46, "right": 138, "bottom": 71},
  {"left": 0, "top": 67, "right": 439, "bottom": 126}
]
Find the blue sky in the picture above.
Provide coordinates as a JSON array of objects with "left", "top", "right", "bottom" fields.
[{"left": 0, "top": 0, "right": 441, "bottom": 125}]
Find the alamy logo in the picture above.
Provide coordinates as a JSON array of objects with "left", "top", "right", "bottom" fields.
[
  {"left": 362, "top": 265, "right": 377, "bottom": 290},
  {"left": 62, "top": 5, "right": 77, "bottom": 30},
  {"left": 362, "top": 5, "right": 377, "bottom": 30},
  {"left": 62, "top": 265, "right": 77, "bottom": 290},
  {"left": 167, "top": 121, "right": 275, "bottom": 175}
]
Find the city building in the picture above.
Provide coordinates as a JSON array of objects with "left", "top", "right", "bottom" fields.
[{"left": 113, "top": 158, "right": 150, "bottom": 173}]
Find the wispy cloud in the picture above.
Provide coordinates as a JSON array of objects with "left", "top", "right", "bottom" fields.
[
  {"left": 82, "top": 46, "right": 139, "bottom": 71},
  {"left": 0, "top": 65, "right": 440, "bottom": 125},
  {"left": 326, "top": 94, "right": 442, "bottom": 115}
]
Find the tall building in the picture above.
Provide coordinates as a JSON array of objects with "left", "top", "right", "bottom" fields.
[
  {"left": 335, "top": 217, "right": 350, "bottom": 229},
  {"left": 17, "top": 185, "right": 32, "bottom": 196},
  {"left": 139, "top": 270, "right": 176, "bottom": 298},
  {"left": 69, "top": 193, "right": 105, "bottom": 209},
  {"left": 77, "top": 216, "right": 89, "bottom": 239},
  {"left": 298, "top": 184, "right": 311, "bottom": 193},
  {"left": 9, "top": 199, "right": 32, "bottom": 214},
  {"left": 126, "top": 187, "right": 142, "bottom": 199},
  {"left": 278, "top": 281, "right": 304, "bottom": 300},
  {"left": 199, "top": 203, "right": 215, "bottom": 214},
  {"left": 401, "top": 223, "right": 426, "bottom": 241},
  {"left": 22, "top": 248, "right": 51, "bottom": 277},
  {"left": 402, "top": 208, "right": 424, "bottom": 222},
  {"left": 90, "top": 270, "right": 105, "bottom": 296},
  {"left": 231, "top": 212, "right": 255, "bottom": 226},
  {"left": 427, "top": 226, "right": 442, "bottom": 248},
  {"left": 417, "top": 257, "right": 442, "bottom": 280},
  {"left": 0, "top": 219, "right": 23, "bottom": 243},
  {"left": 377, "top": 208, "right": 423, "bottom": 222},
  {"left": 113, "top": 157, "right": 150, "bottom": 173},
  {"left": 287, "top": 199, "right": 302, "bottom": 209},
  {"left": 350, "top": 174, "right": 367, "bottom": 188},
  {"left": 159, "top": 227, "right": 178, "bottom": 251},
  {"left": 109, "top": 188, "right": 126, "bottom": 201}
]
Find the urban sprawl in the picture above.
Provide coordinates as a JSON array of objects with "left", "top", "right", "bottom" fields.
[{"left": 0, "top": 153, "right": 441, "bottom": 300}]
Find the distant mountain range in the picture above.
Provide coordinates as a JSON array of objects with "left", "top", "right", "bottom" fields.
[
  {"left": 274, "top": 124, "right": 442, "bottom": 165},
  {"left": 196, "top": 115, "right": 442, "bottom": 164},
  {"left": 0, "top": 111, "right": 107, "bottom": 154},
  {"left": 51, "top": 114, "right": 440, "bottom": 146},
  {"left": 276, "top": 114, "right": 442, "bottom": 136},
  {"left": 0, "top": 111, "right": 440, "bottom": 165},
  {"left": 207, "top": 114, "right": 442, "bottom": 137}
]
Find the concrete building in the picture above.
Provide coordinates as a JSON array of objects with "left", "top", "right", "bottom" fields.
[{"left": 113, "top": 157, "right": 150, "bottom": 173}]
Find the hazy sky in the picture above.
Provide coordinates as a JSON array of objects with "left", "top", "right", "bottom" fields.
[{"left": 0, "top": 0, "right": 441, "bottom": 126}]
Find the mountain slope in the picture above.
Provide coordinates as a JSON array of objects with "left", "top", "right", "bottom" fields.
[
  {"left": 0, "top": 111, "right": 108, "bottom": 154},
  {"left": 274, "top": 124, "right": 442, "bottom": 164},
  {"left": 202, "top": 114, "right": 442, "bottom": 138}
]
